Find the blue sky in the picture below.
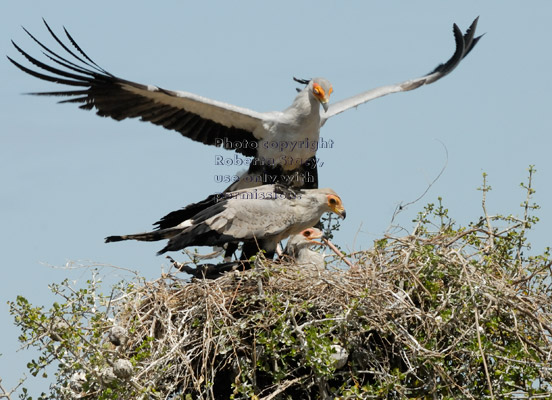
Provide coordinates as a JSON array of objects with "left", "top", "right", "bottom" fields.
[{"left": 2, "top": 1, "right": 551, "bottom": 394}]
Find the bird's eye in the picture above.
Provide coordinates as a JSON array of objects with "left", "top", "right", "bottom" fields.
[
  {"left": 303, "top": 229, "right": 313, "bottom": 238},
  {"left": 313, "top": 87, "right": 320, "bottom": 95},
  {"left": 329, "top": 197, "right": 337, "bottom": 205}
]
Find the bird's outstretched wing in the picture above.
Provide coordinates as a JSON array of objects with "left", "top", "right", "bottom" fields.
[
  {"left": 322, "top": 17, "right": 482, "bottom": 123},
  {"left": 8, "top": 20, "right": 264, "bottom": 157}
]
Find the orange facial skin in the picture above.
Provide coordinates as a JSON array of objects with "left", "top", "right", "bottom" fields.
[
  {"left": 327, "top": 194, "right": 346, "bottom": 219},
  {"left": 301, "top": 227, "right": 324, "bottom": 245},
  {"left": 313, "top": 83, "right": 333, "bottom": 103}
]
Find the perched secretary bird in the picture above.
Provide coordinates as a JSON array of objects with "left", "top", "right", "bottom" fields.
[
  {"left": 283, "top": 227, "right": 326, "bottom": 268},
  {"left": 105, "top": 185, "right": 346, "bottom": 258},
  {"left": 9, "top": 18, "right": 481, "bottom": 190}
]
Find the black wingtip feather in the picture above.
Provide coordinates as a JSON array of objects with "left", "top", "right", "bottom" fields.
[
  {"left": 63, "top": 25, "right": 110, "bottom": 75},
  {"left": 20, "top": 25, "right": 98, "bottom": 78},
  {"left": 11, "top": 40, "right": 93, "bottom": 83},
  {"left": 105, "top": 235, "right": 123, "bottom": 243},
  {"left": 426, "top": 17, "right": 482, "bottom": 77},
  {"left": 8, "top": 55, "right": 87, "bottom": 87},
  {"left": 41, "top": 19, "right": 107, "bottom": 75},
  {"left": 9, "top": 21, "right": 264, "bottom": 156},
  {"left": 464, "top": 36, "right": 482, "bottom": 58}
]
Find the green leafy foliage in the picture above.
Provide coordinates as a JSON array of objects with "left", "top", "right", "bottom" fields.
[{"left": 4, "top": 167, "right": 552, "bottom": 399}]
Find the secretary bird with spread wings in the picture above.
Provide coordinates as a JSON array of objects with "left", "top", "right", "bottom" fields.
[
  {"left": 9, "top": 18, "right": 481, "bottom": 190},
  {"left": 105, "top": 185, "right": 346, "bottom": 258}
]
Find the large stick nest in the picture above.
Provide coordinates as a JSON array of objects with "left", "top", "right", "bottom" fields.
[
  {"left": 8, "top": 170, "right": 551, "bottom": 399},
  {"left": 85, "top": 226, "right": 552, "bottom": 399}
]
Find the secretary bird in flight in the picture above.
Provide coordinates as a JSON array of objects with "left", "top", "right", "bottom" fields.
[
  {"left": 9, "top": 18, "right": 481, "bottom": 190},
  {"left": 105, "top": 185, "right": 346, "bottom": 259}
]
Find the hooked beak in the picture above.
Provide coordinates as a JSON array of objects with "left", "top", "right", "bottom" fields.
[
  {"left": 330, "top": 206, "right": 346, "bottom": 220},
  {"left": 321, "top": 99, "right": 329, "bottom": 112}
]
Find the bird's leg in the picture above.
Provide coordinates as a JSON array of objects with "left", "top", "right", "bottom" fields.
[
  {"left": 224, "top": 242, "right": 239, "bottom": 261},
  {"left": 166, "top": 255, "right": 196, "bottom": 274},
  {"left": 276, "top": 242, "right": 284, "bottom": 257}
]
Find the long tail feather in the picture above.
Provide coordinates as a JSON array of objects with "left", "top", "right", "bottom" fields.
[{"left": 105, "top": 227, "right": 182, "bottom": 243}]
